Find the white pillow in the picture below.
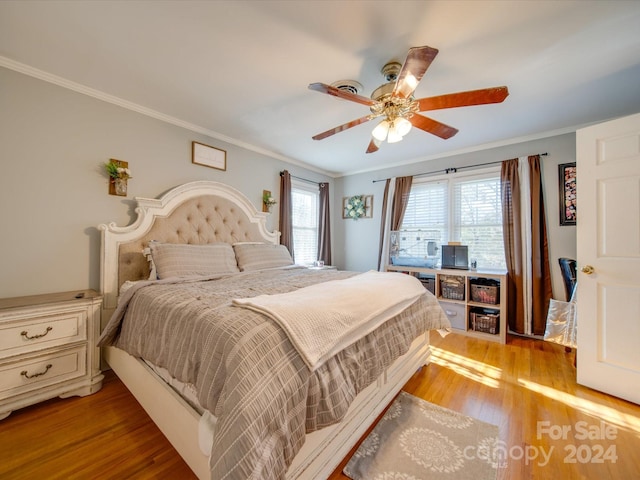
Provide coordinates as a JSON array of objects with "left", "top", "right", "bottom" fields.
[
  {"left": 233, "top": 243, "right": 294, "bottom": 271},
  {"left": 149, "top": 241, "right": 239, "bottom": 279}
]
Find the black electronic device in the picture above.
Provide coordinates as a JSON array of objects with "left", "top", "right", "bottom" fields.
[{"left": 441, "top": 245, "right": 469, "bottom": 270}]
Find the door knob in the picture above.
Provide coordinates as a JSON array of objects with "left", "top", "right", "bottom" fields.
[{"left": 581, "top": 265, "right": 595, "bottom": 275}]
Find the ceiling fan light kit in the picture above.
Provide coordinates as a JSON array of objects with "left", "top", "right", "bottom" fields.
[
  {"left": 309, "top": 45, "right": 509, "bottom": 154},
  {"left": 387, "top": 127, "right": 403, "bottom": 144},
  {"left": 396, "top": 117, "right": 412, "bottom": 136},
  {"left": 371, "top": 120, "right": 390, "bottom": 141},
  {"left": 372, "top": 117, "right": 413, "bottom": 143}
]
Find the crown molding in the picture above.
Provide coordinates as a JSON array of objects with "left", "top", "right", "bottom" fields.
[{"left": 0, "top": 55, "right": 335, "bottom": 178}]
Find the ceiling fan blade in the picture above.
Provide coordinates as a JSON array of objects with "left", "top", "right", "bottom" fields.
[
  {"left": 312, "top": 115, "right": 372, "bottom": 141},
  {"left": 417, "top": 86, "right": 509, "bottom": 111},
  {"left": 308, "top": 82, "right": 375, "bottom": 107},
  {"left": 410, "top": 114, "right": 458, "bottom": 139},
  {"left": 366, "top": 138, "right": 381, "bottom": 154},
  {"left": 393, "top": 46, "right": 439, "bottom": 99}
]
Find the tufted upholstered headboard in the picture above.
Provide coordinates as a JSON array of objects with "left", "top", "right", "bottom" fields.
[{"left": 99, "top": 181, "right": 279, "bottom": 322}]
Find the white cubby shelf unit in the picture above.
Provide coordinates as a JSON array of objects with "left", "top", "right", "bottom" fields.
[{"left": 386, "top": 265, "right": 508, "bottom": 344}]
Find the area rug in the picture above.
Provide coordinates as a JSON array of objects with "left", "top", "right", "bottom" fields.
[{"left": 344, "top": 391, "right": 499, "bottom": 480}]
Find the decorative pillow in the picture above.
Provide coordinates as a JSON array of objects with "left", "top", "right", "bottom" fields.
[
  {"left": 149, "top": 241, "right": 239, "bottom": 279},
  {"left": 233, "top": 243, "right": 294, "bottom": 271}
]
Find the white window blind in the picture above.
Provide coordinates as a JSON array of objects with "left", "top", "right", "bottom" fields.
[
  {"left": 399, "top": 171, "right": 506, "bottom": 270},
  {"left": 291, "top": 183, "right": 319, "bottom": 265},
  {"left": 452, "top": 176, "right": 505, "bottom": 269},
  {"left": 399, "top": 182, "right": 448, "bottom": 258}
]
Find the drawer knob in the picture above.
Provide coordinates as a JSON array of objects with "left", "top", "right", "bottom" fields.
[
  {"left": 21, "top": 364, "right": 53, "bottom": 379},
  {"left": 20, "top": 326, "right": 53, "bottom": 340}
]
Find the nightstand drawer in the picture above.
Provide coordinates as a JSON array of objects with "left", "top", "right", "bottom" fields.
[
  {"left": 0, "top": 290, "right": 102, "bottom": 419},
  {"left": 0, "top": 308, "right": 87, "bottom": 360},
  {"left": 0, "top": 346, "right": 87, "bottom": 398}
]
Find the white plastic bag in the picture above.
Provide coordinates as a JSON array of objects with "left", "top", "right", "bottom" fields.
[{"left": 544, "top": 288, "right": 577, "bottom": 348}]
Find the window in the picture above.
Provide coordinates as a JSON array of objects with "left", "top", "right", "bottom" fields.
[
  {"left": 399, "top": 170, "right": 506, "bottom": 269},
  {"left": 452, "top": 175, "right": 505, "bottom": 269},
  {"left": 401, "top": 181, "right": 448, "bottom": 248},
  {"left": 291, "top": 182, "right": 319, "bottom": 265}
]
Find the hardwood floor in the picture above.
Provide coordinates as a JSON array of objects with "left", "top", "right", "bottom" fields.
[
  {"left": 0, "top": 369, "right": 196, "bottom": 479},
  {"left": 1, "top": 333, "right": 639, "bottom": 479},
  {"left": 330, "top": 333, "right": 640, "bottom": 480}
]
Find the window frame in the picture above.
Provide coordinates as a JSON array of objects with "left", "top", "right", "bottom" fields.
[
  {"left": 399, "top": 166, "right": 506, "bottom": 270},
  {"left": 290, "top": 180, "right": 320, "bottom": 265}
]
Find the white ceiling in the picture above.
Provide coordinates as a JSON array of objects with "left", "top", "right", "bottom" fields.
[{"left": 2, "top": 1, "right": 640, "bottom": 176}]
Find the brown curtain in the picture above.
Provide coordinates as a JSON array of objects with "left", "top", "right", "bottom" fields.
[
  {"left": 317, "top": 182, "right": 332, "bottom": 265},
  {"left": 377, "top": 176, "right": 413, "bottom": 270},
  {"left": 501, "top": 156, "right": 552, "bottom": 335},
  {"left": 377, "top": 179, "right": 392, "bottom": 270},
  {"left": 279, "top": 170, "right": 294, "bottom": 261},
  {"left": 501, "top": 159, "right": 524, "bottom": 333},
  {"left": 529, "top": 155, "right": 553, "bottom": 335},
  {"left": 391, "top": 176, "right": 413, "bottom": 230}
]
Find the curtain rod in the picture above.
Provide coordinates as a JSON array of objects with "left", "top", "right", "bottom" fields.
[
  {"left": 280, "top": 170, "right": 322, "bottom": 185},
  {"left": 372, "top": 152, "right": 548, "bottom": 183}
]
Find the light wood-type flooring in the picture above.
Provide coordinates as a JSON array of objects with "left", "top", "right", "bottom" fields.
[{"left": 1, "top": 332, "right": 639, "bottom": 479}]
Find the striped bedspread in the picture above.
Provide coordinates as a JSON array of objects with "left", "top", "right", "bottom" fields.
[
  {"left": 99, "top": 267, "right": 450, "bottom": 480},
  {"left": 232, "top": 270, "right": 427, "bottom": 370}
]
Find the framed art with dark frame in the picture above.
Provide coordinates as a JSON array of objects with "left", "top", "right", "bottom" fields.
[{"left": 559, "top": 162, "right": 576, "bottom": 226}]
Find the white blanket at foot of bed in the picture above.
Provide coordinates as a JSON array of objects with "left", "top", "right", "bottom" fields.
[{"left": 233, "top": 270, "right": 426, "bottom": 370}]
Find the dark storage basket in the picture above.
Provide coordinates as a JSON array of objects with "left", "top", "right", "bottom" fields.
[
  {"left": 469, "top": 308, "right": 499, "bottom": 334},
  {"left": 471, "top": 284, "right": 499, "bottom": 304},
  {"left": 439, "top": 275, "right": 465, "bottom": 301},
  {"left": 419, "top": 276, "right": 436, "bottom": 295}
]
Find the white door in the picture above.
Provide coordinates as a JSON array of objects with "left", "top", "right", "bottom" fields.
[{"left": 576, "top": 112, "right": 640, "bottom": 405}]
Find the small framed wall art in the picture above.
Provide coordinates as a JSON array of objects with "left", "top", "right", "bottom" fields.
[
  {"left": 192, "top": 141, "right": 226, "bottom": 171},
  {"left": 559, "top": 162, "right": 576, "bottom": 226},
  {"left": 343, "top": 194, "right": 373, "bottom": 220}
]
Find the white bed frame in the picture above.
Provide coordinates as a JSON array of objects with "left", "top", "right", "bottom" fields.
[{"left": 99, "top": 180, "right": 431, "bottom": 479}]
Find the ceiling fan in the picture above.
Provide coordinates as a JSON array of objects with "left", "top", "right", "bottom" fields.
[{"left": 309, "top": 46, "right": 509, "bottom": 153}]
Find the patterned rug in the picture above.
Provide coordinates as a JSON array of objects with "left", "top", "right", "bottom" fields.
[{"left": 344, "top": 391, "right": 499, "bottom": 480}]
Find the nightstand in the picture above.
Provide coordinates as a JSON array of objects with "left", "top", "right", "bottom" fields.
[
  {"left": 0, "top": 290, "right": 104, "bottom": 420},
  {"left": 307, "top": 265, "right": 338, "bottom": 270}
]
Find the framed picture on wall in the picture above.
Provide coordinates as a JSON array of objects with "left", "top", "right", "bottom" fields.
[
  {"left": 342, "top": 195, "right": 373, "bottom": 219},
  {"left": 192, "top": 141, "right": 226, "bottom": 171},
  {"left": 559, "top": 162, "right": 576, "bottom": 226}
]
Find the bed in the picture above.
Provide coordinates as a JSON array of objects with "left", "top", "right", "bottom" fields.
[{"left": 98, "top": 180, "right": 450, "bottom": 480}]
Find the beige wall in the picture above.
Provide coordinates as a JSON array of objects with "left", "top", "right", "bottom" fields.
[{"left": 0, "top": 66, "right": 576, "bottom": 301}]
